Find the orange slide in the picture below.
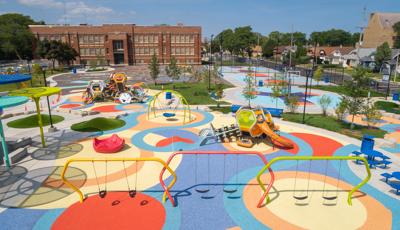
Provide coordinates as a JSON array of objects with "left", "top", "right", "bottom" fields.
[{"left": 257, "top": 122, "right": 294, "bottom": 149}]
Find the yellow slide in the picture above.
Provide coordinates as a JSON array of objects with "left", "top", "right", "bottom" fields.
[{"left": 256, "top": 122, "right": 294, "bottom": 149}]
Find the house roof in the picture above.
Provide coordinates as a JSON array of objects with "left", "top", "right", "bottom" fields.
[
  {"left": 309, "top": 46, "right": 354, "bottom": 57},
  {"left": 343, "top": 48, "right": 376, "bottom": 60},
  {"left": 373, "top": 12, "right": 400, "bottom": 29}
]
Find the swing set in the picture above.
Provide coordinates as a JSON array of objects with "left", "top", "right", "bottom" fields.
[
  {"left": 61, "top": 157, "right": 177, "bottom": 206},
  {"left": 159, "top": 151, "right": 274, "bottom": 204},
  {"left": 256, "top": 156, "right": 372, "bottom": 208},
  {"left": 147, "top": 90, "right": 191, "bottom": 124}
]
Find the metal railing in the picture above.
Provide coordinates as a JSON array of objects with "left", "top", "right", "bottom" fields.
[
  {"left": 256, "top": 156, "right": 371, "bottom": 207},
  {"left": 61, "top": 157, "right": 177, "bottom": 206}
]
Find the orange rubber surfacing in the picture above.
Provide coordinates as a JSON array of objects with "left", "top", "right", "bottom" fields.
[
  {"left": 291, "top": 133, "right": 343, "bottom": 156},
  {"left": 52, "top": 192, "right": 166, "bottom": 230}
]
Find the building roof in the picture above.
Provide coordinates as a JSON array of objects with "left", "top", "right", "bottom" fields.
[
  {"left": 373, "top": 12, "right": 400, "bottom": 29},
  {"left": 308, "top": 46, "right": 354, "bottom": 57}
]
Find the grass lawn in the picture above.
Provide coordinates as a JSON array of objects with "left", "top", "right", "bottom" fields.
[
  {"left": 148, "top": 81, "right": 233, "bottom": 105},
  {"left": 7, "top": 114, "right": 64, "bottom": 128},
  {"left": 208, "top": 106, "right": 232, "bottom": 114},
  {"left": 375, "top": 101, "right": 400, "bottom": 114},
  {"left": 87, "top": 68, "right": 107, "bottom": 72},
  {"left": 304, "top": 85, "right": 384, "bottom": 97},
  {"left": 71, "top": 117, "right": 126, "bottom": 132},
  {"left": 282, "top": 113, "right": 386, "bottom": 140}
]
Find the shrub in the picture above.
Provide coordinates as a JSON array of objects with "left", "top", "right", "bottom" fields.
[
  {"left": 335, "top": 98, "right": 348, "bottom": 120},
  {"left": 285, "top": 95, "right": 299, "bottom": 113},
  {"left": 318, "top": 95, "right": 332, "bottom": 116}
]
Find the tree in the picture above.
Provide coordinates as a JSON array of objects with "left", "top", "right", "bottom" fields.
[
  {"left": 36, "top": 40, "right": 78, "bottom": 71},
  {"left": 214, "top": 83, "right": 224, "bottom": 108},
  {"left": 242, "top": 66, "right": 257, "bottom": 107},
  {"left": 262, "top": 39, "right": 276, "bottom": 58},
  {"left": 166, "top": 56, "right": 181, "bottom": 81},
  {"left": 148, "top": 53, "right": 160, "bottom": 85},
  {"left": 308, "top": 29, "right": 355, "bottom": 46},
  {"left": 343, "top": 67, "right": 371, "bottom": 129},
  {"left": 363, "top": 98, "right": 382, "bottom": 128},
  {"left": 393, "top": 22, "right": 400, "bottom": 49},
  {"left": 0, "top": 13, "right": 43, "bottom": 60},
  {"left": 318, "top": 95, "right": 332, "bottom": 116},
  {"left": 285, "top": 95, "right": 299, "bottom": 113},
  {"left": 313, "top": 66, "right": 324, "bottom": 86},
  {"left": 335, "top": 98, "right": 348, "bottom": 121},
  {"left": 271, "top": 82, "right": 285, "bottom": 109},
  {"left": 375, "top": 42, "right": 392, "bottom": 70},
  {"left": 232, "top": 26, "right": 257, "bottom": 56}
]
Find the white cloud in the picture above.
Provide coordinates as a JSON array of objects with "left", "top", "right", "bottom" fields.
[{"left": 17, "top": 0, "right": 116, "bottom": 23}]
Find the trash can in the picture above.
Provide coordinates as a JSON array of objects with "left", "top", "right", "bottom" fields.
[
  {"left": 72, "top": 67, "right": 77, "bottom": 74},
  {"left": 324, "top": 76, "right": 329, "bottom": 83},
  {"left": 258, "top": 80, "right": 264, "bottom": 87},
  {"left": 393, "top": 93, "right": 399, "bottom": 101},
  {"left": 165, "top": 91, "right": 172, "bottom": 99},
  {"left": 361, "top": 135, "right": 374, "bottom": 154}
]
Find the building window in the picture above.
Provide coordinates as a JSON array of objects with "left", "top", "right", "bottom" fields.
[
  {"left": 163, "top": 47, "right": 166, "bottom": 55},
  {"left": 163, "top": 34, "right": 166, "bottom": 42},
  {"left": 113, "top": 40, "right": 124, "bottom": 51}
]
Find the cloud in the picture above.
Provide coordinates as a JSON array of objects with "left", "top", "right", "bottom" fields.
[{"left": 17, "top": 0, "right": 116, "bottom": 22}]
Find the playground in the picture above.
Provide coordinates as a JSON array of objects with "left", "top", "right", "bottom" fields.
[{"left": 0, "top": 70, "right": 400, "bottom": 230}]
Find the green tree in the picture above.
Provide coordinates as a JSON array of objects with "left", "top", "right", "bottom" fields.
[
  {"left": 36, "top": 40, "right": 78, "bottom": 71},
  {"left": 343, "top": 67, "right": 371, "bottom": 129},
  {"left": 166, "top": 56, "right": 181, "bottom": 81},
  {"left": 393, "top": 21, "right": 400, "bottom": 49},
  {"left": 335, "top": 98, "right": 348, "bottom": 121},
  {"left": 214, "top": 83, "right": 224, "bottom": 108},
  {"left": 363, "top": 98, "right": 382, "bottom": 128},
  {"left": 0, "top": 13, "right": 43, "bottom": 60},
  {"left": 232, "top": 26, "right": 257, "bottom": 56},
  {"left": 148, "top": 53, "right": 160, "bottom": 85},
  {"left": 308, "top": 29, "right": 354, "bottom": 46},
  {"left": 262, "top": 39, "right": 276, "bottom": 58},
  {"left": 318, "top": 95, "right": 332, "bottom": 116},
  {"left": 242, "top": 66, "right": 257, "bottom": 107},
  {"left": 313, "top": 66, "right": 324, "bottom": 85},
  {"left": 375, "top": 42, "right": 392, "bottom": 70},
  {"left": 271, "top": 82, "right": 285, "bottom": 109},
  {"left": 285, "top": 95, "right": 299, "bottom": 113}
]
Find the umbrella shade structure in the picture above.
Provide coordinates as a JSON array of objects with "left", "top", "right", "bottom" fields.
[
  {"left": 9, "top": 87, "right": 61, "bottom": 147},
  {"left": 0, "top": 96, "right": 29, "bottom": 168},
  {"left": 0, "top": 74, "right": 32, "bottom": 85}
]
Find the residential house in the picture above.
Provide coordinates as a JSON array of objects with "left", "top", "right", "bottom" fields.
[
  {"left": 363, "top": 12, "right": 400, "bottom": 48},
  {"left": 343, "top": 48, "right": 376, "bottom": 67},
  {"left": 307, "top": 46, "right": 354, "bottom": 66}
]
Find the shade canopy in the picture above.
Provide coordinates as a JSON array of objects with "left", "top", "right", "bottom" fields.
[
  {"left": 0, "top": 74, "right": 32, "bottom": 85},
  {"left": 0, "top": 96, "right": 29, "bottom": 109},
  {"left": 9, "top": 87, "right": 61, "bottom": 99}
]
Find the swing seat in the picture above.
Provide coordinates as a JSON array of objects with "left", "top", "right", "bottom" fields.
[
  {"left": 195, "top": 188, "right": 210, "bottom": 193},
  {"left": 223, "top": 188, "right": 238, "bottom": 193},
  {"left": 322, "top": 195, "right": 338, "bottom": 200},
  {"left": 293, "top": 195, "right": 308, "bottom": 200},
  {"left": 163, "top": 112, "right": 176, "bottom": 118}
]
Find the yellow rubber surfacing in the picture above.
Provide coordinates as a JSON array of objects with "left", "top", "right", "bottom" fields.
[{"left": 61, "top": 157, "right": 177, "bottom": 206}]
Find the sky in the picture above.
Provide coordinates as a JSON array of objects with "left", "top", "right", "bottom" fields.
[{"left": 1, "top": 0, "right": 400, "bottom": 38}]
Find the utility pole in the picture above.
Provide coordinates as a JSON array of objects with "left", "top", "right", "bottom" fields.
[
  {"left": 289, "top": 25, "right": 294, "bottom": 69},
  {"left": 208, "top": 34, "right": 214, "bottom": 91},
  {"left": 385, "top": 65, "right": 392, "bottom": 100},
  {"left": 394, "top": 53, "right": 399, "bottom": 82},
  {"left": 302, "top": 42, "right": 317, "bottom": 124}
]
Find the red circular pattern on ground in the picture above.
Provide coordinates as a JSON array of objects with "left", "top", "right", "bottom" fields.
[
  {"left": 52, "top": 192, "right": 166, "bottom": 230},
  {"left": 59, "top": 103, "right": 82, "bottom": 109},
  {"left": 156, "top": 136, "right": 194, "bottom": 147},
  {"left": 91, "top": 105, "right": 120, "bottom": 113},
  {"left": 273, "top": 135, "right": 299, "bottom": 154},
  {"left": 291, "top": 133, "right": 343, "bottom": 156}
]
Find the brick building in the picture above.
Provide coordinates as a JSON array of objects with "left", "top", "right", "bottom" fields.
[
  {"left": 363, "top": 12, "right": 400, "bottom": 48},
  {"left": 29, "top": 24, "right": 202, "bottom": 65}
]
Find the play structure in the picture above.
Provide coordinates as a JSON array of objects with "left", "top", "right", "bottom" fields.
[
  {"left": 256, "top": 156, "right": 371, "bottom": 207},
  {"left": 82, "top": 72, "right": 148, "bottom": 104},
  {"left": 159, "top": 151, "right": 274, "bottom": 204},
  {"left": 147, "top": 89, "right": 192, "bottom": 124},
  {"left": 61, "top": 157, "right": 177, "bottom": 206},
  {"left": 93, "top": 134, "right": 125, "bottom": 153},
  {"left": 199, "top": 106, "right": 293, "bottom": 149}
]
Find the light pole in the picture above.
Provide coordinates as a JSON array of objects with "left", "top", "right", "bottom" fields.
[
  {"left": 385, "top": 64, "right": 392, "bottom": 100},
  {"left": 41, "top": 66, "right": 57, "bottom": 132},
  {"left": 302, "top": 69, "right": 311, "bottom": 124},
  {"left": 208, "top": 34, "right": 214, "bottom": 91}
]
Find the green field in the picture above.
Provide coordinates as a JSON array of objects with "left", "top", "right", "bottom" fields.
[
  {"left": 304, "top": 85, "right": 384, "bottom": 97},
  {"left": 7, "top": 114, "right": 64, "bottom": 128},
  {"left": 208, "top": 106, "right": 232, "bottom": 114},
  {"left": 282, "top": 113, "right": 386, "bottom": 140},
  {"left": 375, "top": 101, "right": 400, "bottom": 114}
]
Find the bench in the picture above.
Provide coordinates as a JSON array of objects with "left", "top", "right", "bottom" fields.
[
  {"left": 381, "top": 173, "right": 393, "bottom": 183},
  {"left": 378, "top": 160, "right": 392, "bottom": 169},
  {"left": 389, "top": 182, "right": 400, "bottom": 195}
]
